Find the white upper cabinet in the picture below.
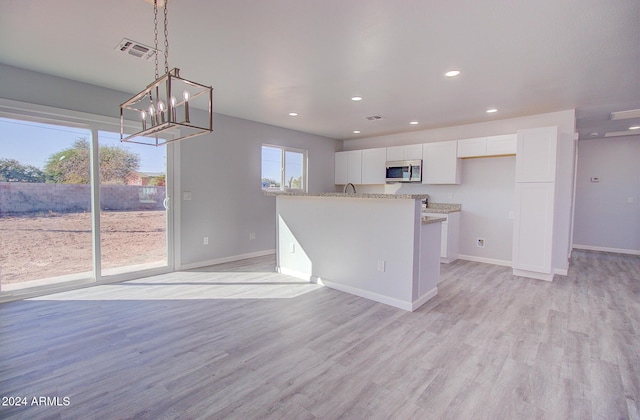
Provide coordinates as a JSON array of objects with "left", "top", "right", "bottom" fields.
[
  {"left": 486, "top": 134, "right": 517, "bottom": 156},
  {"left": 334, "top": 151, "right": 349, "bottom": 184},
  {"left": 422, "top": 141, "right": 461, "bottom": 184},
  {"left": 386, "top": 144, "right": 423, "bottom": 161},
  {"left": 457, "top": 137, "right": 486, "bottom": 158},
  {"left": 515, "top": 126, "right": 558, "bottom": 183},
  {"left": 361, "top": 148, "right": 387, "bottom": 184},
  {"left": 457, "top": 134, "right": 516, "bottom": 158},
  {"left": 335, "top": 150, "right": 362, "bottom": 185}
]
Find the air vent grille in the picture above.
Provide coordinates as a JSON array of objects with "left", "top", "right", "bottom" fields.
[{"left": 115, "top": 38, "right": 157, "bottom": 61}]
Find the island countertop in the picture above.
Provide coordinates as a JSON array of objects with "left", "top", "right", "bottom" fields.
[
  {"left": 264, "top": 191, "right": 429, "bottom": 200},
  {"left": 422, "top": 203, "right": 462, "bottom": 213}
]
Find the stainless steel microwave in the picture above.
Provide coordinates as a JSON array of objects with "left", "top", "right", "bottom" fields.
[{"left": 385, "top": 159, "right": 422, "bottom": 183}]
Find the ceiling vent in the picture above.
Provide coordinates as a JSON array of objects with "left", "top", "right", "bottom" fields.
[
  {"left": 364, "top": 115, "right": 383, "bottom": 121},
  {"left": 115, "top": 38, "right": 157, "bottom": 61}
]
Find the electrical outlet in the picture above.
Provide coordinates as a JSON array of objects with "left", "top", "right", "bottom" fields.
[
  {"left": 377, "top": 260, "right": 386, "bottom": 272},
  {"left": 203, "top": 236, "right": 208, "bottom": 245},
  {"left": 289, "top": 243, "right": 295, "bottom": 253},
  {"left": 249, "top": 232, "right": 256, "bottom": 240},
  {"left": 477, "top": 238, "right": 485, "bottom": 248},
  {"left": 183, "top": 191, "right": 192, "bottom": 200}
]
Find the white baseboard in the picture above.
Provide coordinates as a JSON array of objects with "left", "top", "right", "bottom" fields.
[
  {"left": 277, "top": 267, "right": 313, "bottom": 281},
  {"left": 179, "top": 249, "right": 276, "bottom": 271},
  {"left": 314, "top": 278, "right": 425, "bottom": 312},
  {"left": 458, "top": 254, "right": 512, "bottom": 267},
  {"left": 513, "top": 268, "right": 554, "bottom": 282},
  {"left": 554, "top": 268, "right": 568, "bottom": 276},
  {"left": 411, "top": 287, "right": 438, "bottom": 311},
  {"left": 573, "top": 244, "right": 640, "bottom": 256}
]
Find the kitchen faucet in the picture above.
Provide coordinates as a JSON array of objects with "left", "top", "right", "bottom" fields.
[{"left": 343, "top": 183, "right": 356, "bottom": 194}]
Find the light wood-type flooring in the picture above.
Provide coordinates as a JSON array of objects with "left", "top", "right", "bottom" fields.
[{"left": 1, "top": 250, "right": 638, "bottom": 419}]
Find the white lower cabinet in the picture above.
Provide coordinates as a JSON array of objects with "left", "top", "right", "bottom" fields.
[
  {"left": 423, "top": 212, "right": 459, "bottom": 263},
  {"left": 512, "top": 182, "right": 555, "bottom": 280}
]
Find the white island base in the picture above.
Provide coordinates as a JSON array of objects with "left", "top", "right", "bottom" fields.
[{"left": 271, "top": 192, "right": 443, "bottom": 311}]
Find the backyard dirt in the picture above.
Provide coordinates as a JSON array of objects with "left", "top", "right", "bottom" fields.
[{"left": 0, "top": 210, "right": 166, "bottom": 285}]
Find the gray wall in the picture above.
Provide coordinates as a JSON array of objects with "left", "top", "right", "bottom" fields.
[
  {"left": 0, "top": 63, "right": 341, "bottom": 268},
  {"left": 573, "top": 136, "right": 640, "bottom": 252},
  {"left": 177, "top": 111, "right": 340, "bottom": 267}
]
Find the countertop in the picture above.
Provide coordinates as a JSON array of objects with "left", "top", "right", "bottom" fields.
[
  {"left": 422, "top": 203, "right": 462, "bottom": 214},
  {"left": 422, "top": 216, "right": 447, "bottom": 225},
  {"left": 265, "top": 191, "right": 429, "bottom": 200}
]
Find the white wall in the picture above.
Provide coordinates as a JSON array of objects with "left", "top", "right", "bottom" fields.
[
  {"left": 343, "top": 110, "right": 577, "bottom": 271},
  {"left": 573, "top": 136, "right": 640, "bottom": 253},
  {"left": 0, "top": 63, "right": 341, "bottom": 269}
]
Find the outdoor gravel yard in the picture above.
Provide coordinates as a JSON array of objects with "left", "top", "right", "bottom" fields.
[{"left": 0, "top": 210, "right": 166, "bottom": 287}]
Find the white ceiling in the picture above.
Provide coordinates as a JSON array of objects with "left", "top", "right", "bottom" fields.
[{"left": 0, "top": 0, "right": 638, "bottom": 140}]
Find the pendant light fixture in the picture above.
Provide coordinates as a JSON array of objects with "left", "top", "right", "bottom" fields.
[{"left": 120, "top": 0, "right": 213, "bottom": 146}]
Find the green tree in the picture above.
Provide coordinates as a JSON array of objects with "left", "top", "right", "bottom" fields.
[
  {"left": 44, "top": 138, "right": 140, "bottom": 184},
  {"left": 0, "top": 158, "right": 45, "bottom": 182}
]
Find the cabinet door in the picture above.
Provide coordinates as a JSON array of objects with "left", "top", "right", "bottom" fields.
[
  {"left": 361, "top": 148, "right": 386, "bottom": 184},
  {"left": 515, "top": 127, "right": 558, "bottom": 182},
  {"left": 386, "top": 146, "right": 404, "bottom": 161},
  {"left": 512, "top": 183, "right": 555, "bottom": 274},
  {"left": 335, "top": 151, "right": 349, "bottom": 184},
  {"left": 403, "top": 144, "right": 423, "bottom": 160},
  {"left": 347, "top": 150, "right": 362, "bottom": 184},
  {"left": 457, "top": 137, "right": 486, "bottom": 158},
  {"left": 486, "top": 134, "right": 517, "bottom": 156},
  {"left": 422, "top": 141, "right": 460, "bottom": 184}
]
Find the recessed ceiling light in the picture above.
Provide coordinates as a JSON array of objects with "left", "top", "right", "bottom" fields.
[
  {"left": 351, "top": 96, "right": 363, "bottom": 102},
  {"left": 288, "top": 112, "right": 298, "bottom": 117},
  {"left": 353, "top": 130, "right": 361, "bottom": 134},
  {"left": 629, "top": 126, "right": 640, "bottom": 130},
  {"left": 486, "top": 108, "right": 498, "bottom": 113},
  {"left": 444, "top": 70, "right": 460, "bottom": 77},
  {"left": 410, "top": 121, "right": 419, "bottom": 125}
]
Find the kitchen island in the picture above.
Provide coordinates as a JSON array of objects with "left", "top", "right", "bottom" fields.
[{"left": 266, "top": 191, "right": 444, "bottom": 311}]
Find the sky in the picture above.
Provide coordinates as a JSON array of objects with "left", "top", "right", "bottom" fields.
[{"left": 1, "top": 117, "right": 166, "bottom": 173}]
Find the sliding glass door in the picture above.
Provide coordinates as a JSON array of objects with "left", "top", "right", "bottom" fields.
[
  {"left": 98, "top": 130, "right": 169, "bottom": 277},
  {"left": 0, "top": 117, "right": 93, "bottom": 292},
  {"left": 0, "top": 115, "right": 173, "bottom": 295}
]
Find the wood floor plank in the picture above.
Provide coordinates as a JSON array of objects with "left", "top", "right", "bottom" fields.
[{"left": 0, "top": 251, "right": 638, "bottom": 419}]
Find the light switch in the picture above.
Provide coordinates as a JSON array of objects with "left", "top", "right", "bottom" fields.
[{"left": 183, "top": 191, "right": 192, "bottom": 201}]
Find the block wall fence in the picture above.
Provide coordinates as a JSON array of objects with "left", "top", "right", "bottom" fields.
[{"left": 0, "top": 182, "right": 166, "bottom": 215}]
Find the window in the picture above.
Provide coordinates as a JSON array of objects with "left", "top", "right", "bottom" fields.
[{"left": 261, "top": 145, "right": 307, "bottom": 191}]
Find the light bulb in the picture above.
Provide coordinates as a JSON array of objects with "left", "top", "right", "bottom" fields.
[
  {"left": 170, "top": 96, "right": 177, "bottom": 121},
  {"left": 149, "top": 105, "right": 156, "bottom": 126},
  {"left": 183, "top": 90, "right": 191, "bottom": 123},
  {"left": 141, "top": 110, "right": 147, "bottom": 130},
  {"left": 157, "top": 100, "right": 166, "bottom": 123}
]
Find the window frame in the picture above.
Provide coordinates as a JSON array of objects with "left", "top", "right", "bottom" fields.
[{"left": 261, "top": 144, "right": 308, "bottom": 192}]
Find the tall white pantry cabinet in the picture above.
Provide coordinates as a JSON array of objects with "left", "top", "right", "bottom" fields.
[{"left": 512, "top": 126, "right": 558, "bottom": 281}]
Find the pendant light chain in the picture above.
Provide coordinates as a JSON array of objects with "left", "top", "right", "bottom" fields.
[
  {"left": 163, "top": 1, "right": 169, "bottom": 75},
  {"left": 153, "top": 0, "right": 159, "bottom": 80}
]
